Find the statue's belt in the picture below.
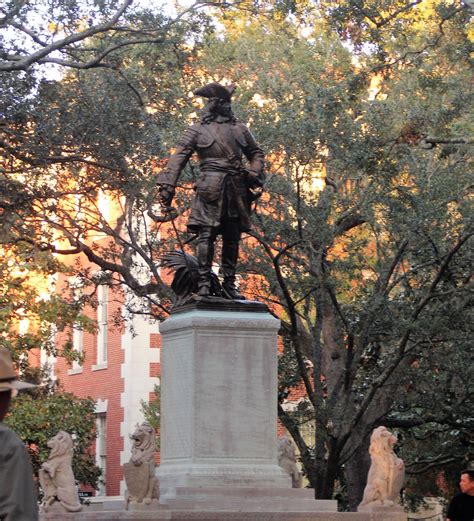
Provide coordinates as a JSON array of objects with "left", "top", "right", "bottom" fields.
[{"left": 200, "top": 160, "right": 242, "bottom": 175}]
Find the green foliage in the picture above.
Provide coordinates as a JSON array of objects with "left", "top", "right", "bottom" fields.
[
  {"left": 278, "top": 337, "right": 304, "bottom": 391},
  {"left": 5, "top": 372, "right": 101, "bottom": 489},
  {"left": 0, "top": 243, "right": 94, "bottom": 371},
  {"left": 140, "top": 384, "right": 161, "bottom": 449}
]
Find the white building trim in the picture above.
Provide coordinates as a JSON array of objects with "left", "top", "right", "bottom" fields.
[{"left": 119, "top": 309, "right": 160, "bottom": 495}]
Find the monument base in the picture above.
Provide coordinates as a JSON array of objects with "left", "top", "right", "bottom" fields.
[
  {"left": 358, "top": 503, "right": 405, "bottom": 513},
  {"left": 126, "top": 498, "right": 160, "bottom": 511},
  {"left": 157, "top": 462, "right": 290, "bottom": 497},
  {"left": 40, "top": 502, "right": 82, "bottom": 514},
  {"left": 158, "top": 486, "right": 337, "bottom": 512},
  {"left": 40, "top": 507, "right": 408, "bottom": 520}
]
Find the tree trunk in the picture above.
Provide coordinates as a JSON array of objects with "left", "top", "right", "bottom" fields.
[
  {"left": 314, "top": 437, "right": 339, "bottom": 499},
  {"left": 344, "top": 436, "right": 371, "bottom": 511}
]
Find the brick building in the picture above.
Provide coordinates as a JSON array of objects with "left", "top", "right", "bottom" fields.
[{"left": 50, "top": 275, "right": 161, "bottom": 496}]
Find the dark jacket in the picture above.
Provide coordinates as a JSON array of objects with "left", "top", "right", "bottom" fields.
[
  {"left": 447, "top": 492, "right": 474, "bottom": 521},
  {"left": 0, "top": 424, "right": 39, "bottom": 521},
  {"left": 159, "top": 120, "right": 265, "bottom": 232}
]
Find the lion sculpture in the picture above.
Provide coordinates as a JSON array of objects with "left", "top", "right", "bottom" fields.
[
  {"left": 359, "top": 426, "right": 405, "bottom": 510},
  {"left": 278, "top": 435, "right": 303, "bottom": 488},
  {"left": 39, "top": 431, "right": 82, "bottom": 513},
  {"left": 124, "top": 421, "right": 159, "bottom": 509}
]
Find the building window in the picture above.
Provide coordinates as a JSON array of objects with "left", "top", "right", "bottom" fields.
[
  {"left": 95, "top": 414, "right": 107, "bottom": 496},
  {"left": 96, "top": 285, "right": 108, "bottom": 365},
  {"left": 71, "top": 325, "right": 84, "bottom": 370},
  {"left": 69, "top": 278, "right": 84, "bottom": 374}
]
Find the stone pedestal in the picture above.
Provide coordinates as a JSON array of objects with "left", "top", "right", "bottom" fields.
[
  {"left": 40, "top": 511, "right": 408, "bottom": 520},
  {"left": 156, "top": 301, "right": 291, "bottom": 501},
  {"left": 126, "top": 498, "right": 160, "bottom": 511},
  {"left": 158, "top": 486, "right": 337, "bottom": 512},
  {"left": 358, "top": 504, "right": 406, "bottom": 514}
]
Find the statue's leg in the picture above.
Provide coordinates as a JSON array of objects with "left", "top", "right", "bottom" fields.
[
  {"left": 144, "top": 464, "right": 155, "bottom": 504},
  {"left": 221, "top": 220, "right": 244, "bottom": 300},
  {"left": 196, "top": 226, "right": 217, "bottom": 297},
  {"left": 145, "top": 476, "right": 157, "bottom": 503},
  {"left": 39, "top": 469, "right": 56, "bottom": 510}
]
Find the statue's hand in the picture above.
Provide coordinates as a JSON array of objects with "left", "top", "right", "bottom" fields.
[
  {"left": 247, "top": 170, "right": 263, "bottom": 189},
  {"left": 158, "top": 184, "right": 175, "bottom": 210}
]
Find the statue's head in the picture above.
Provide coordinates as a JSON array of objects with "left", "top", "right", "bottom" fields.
[
  {"left": 130, "top": 421, "right": 155, "bottom": 448},
  {"left": 278, "top": 435, "right": 296, "bottom": 459},
  {"left": 194, "top": 82, "right": 236, "bottom": 123},
  {"left": 47, "top": 431, "right": 74, "bottom": 458},
  {"left": 369, "top": 426, "right": 398, "bottom": 456}
]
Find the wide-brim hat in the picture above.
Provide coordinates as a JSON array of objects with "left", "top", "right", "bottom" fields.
[
  {"left": 0, "top": 347, "right": 36, "bottom": 391},
  {"left": 194, "top": 82, "right": 236, "bottom": 101}
]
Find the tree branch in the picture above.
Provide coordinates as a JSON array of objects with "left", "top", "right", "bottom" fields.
[
  {"left": 251, "top": 230, "right": 316, "bottom": 405},
  {"left": 35, "top": 36, "right": 166, "bottom": 70},
  {"left": 373, "top": 7, "right": 463, "bottom": 73},
  {"left": 407, "top": 455, "right": 463, "bottom": 475},
  {"left": 0, "top": 0, "right": 133, "bottom": 71},
  {"left": 334, "top": 212, "right": 366, "bottom": 236},
  {"left": 1, "top": 139, "right": 124, "bottom": 172},
  {"left": 375, "top": 0, "right": 424, "bottom": 28},
  {"left": 349, "top": 0, "right": 424, "bottom": 29}
]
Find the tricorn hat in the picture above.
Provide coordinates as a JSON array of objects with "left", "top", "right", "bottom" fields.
[
  {"left": 0, "top": 346, "right": 36, "bottom": 391},
  {"left": 194, "top": 82, "right": 236, "bottom": 101}
]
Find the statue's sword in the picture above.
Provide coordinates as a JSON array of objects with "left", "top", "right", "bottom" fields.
[{"left": 148, "top": 204, "right": 195, "bottom": 279}]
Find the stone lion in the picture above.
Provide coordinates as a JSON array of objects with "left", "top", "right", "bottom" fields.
[
  {"left": 359, "top": 426, "right": 405, "bottom": 510},
  {"left": 278, "top": 435, "right": 303, "bottom": 488},
  {"left": 124, "top": 421, "right": 159, "bottom": 509},
  {"left": 39, "top": 431, "right": 82, "bottom": 513}
]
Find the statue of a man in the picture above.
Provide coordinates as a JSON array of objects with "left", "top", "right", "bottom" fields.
[{"left": 157, "top": 82, "right": 265, "bottom": 299}]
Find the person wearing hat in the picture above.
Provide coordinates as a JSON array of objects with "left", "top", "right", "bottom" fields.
[
  {"left": 158, "top": 82, "right": 265, "bottom": 299},
  {"left": 0, "top": 346, "right": 39, "bottom": 521}
]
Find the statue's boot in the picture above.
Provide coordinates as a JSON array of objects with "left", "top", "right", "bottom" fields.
[
  {"left": 222, "top": 236, "right": 245, "bottom": 300},
  {"left": 196, "top": 227, "right": 216, "bottom": 297}
]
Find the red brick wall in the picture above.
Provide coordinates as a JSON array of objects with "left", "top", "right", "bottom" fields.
[{"left": 54, "top": 276, "right": 125, "bottom": 496}]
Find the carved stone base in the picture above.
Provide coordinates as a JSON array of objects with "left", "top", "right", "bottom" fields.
[
  {"left": 158, "top": 486, "right": 337, "bottom": 512},
  {"left": 357, "top": 502, "right": 406, "bottom": 521},
  {"left": 40, "top": 501, "right": 82, "bottom": 514},
  {"left": 126, "top": 498, "right": 160, "bottom": 511},
  {"left": 358, "top": 502, "right": 405, "bottom": 513}
]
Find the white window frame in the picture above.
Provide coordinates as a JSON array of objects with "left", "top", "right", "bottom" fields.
[
  {"left": 69, "top": 280, "right": 84, "bottom": 375},
  {"left": 95, "top": 285, "right": 108, "bottom": 368},
  {"left": 69, "top": 325, "right": 84, "bottom": 374},
  {"left": 95, "top": 413, "right": 107, "bottom": 496}
]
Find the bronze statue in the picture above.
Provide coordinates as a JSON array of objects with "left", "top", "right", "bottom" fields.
[{"left": 158, "top": 83, "right": 265, "bottom": 300}]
